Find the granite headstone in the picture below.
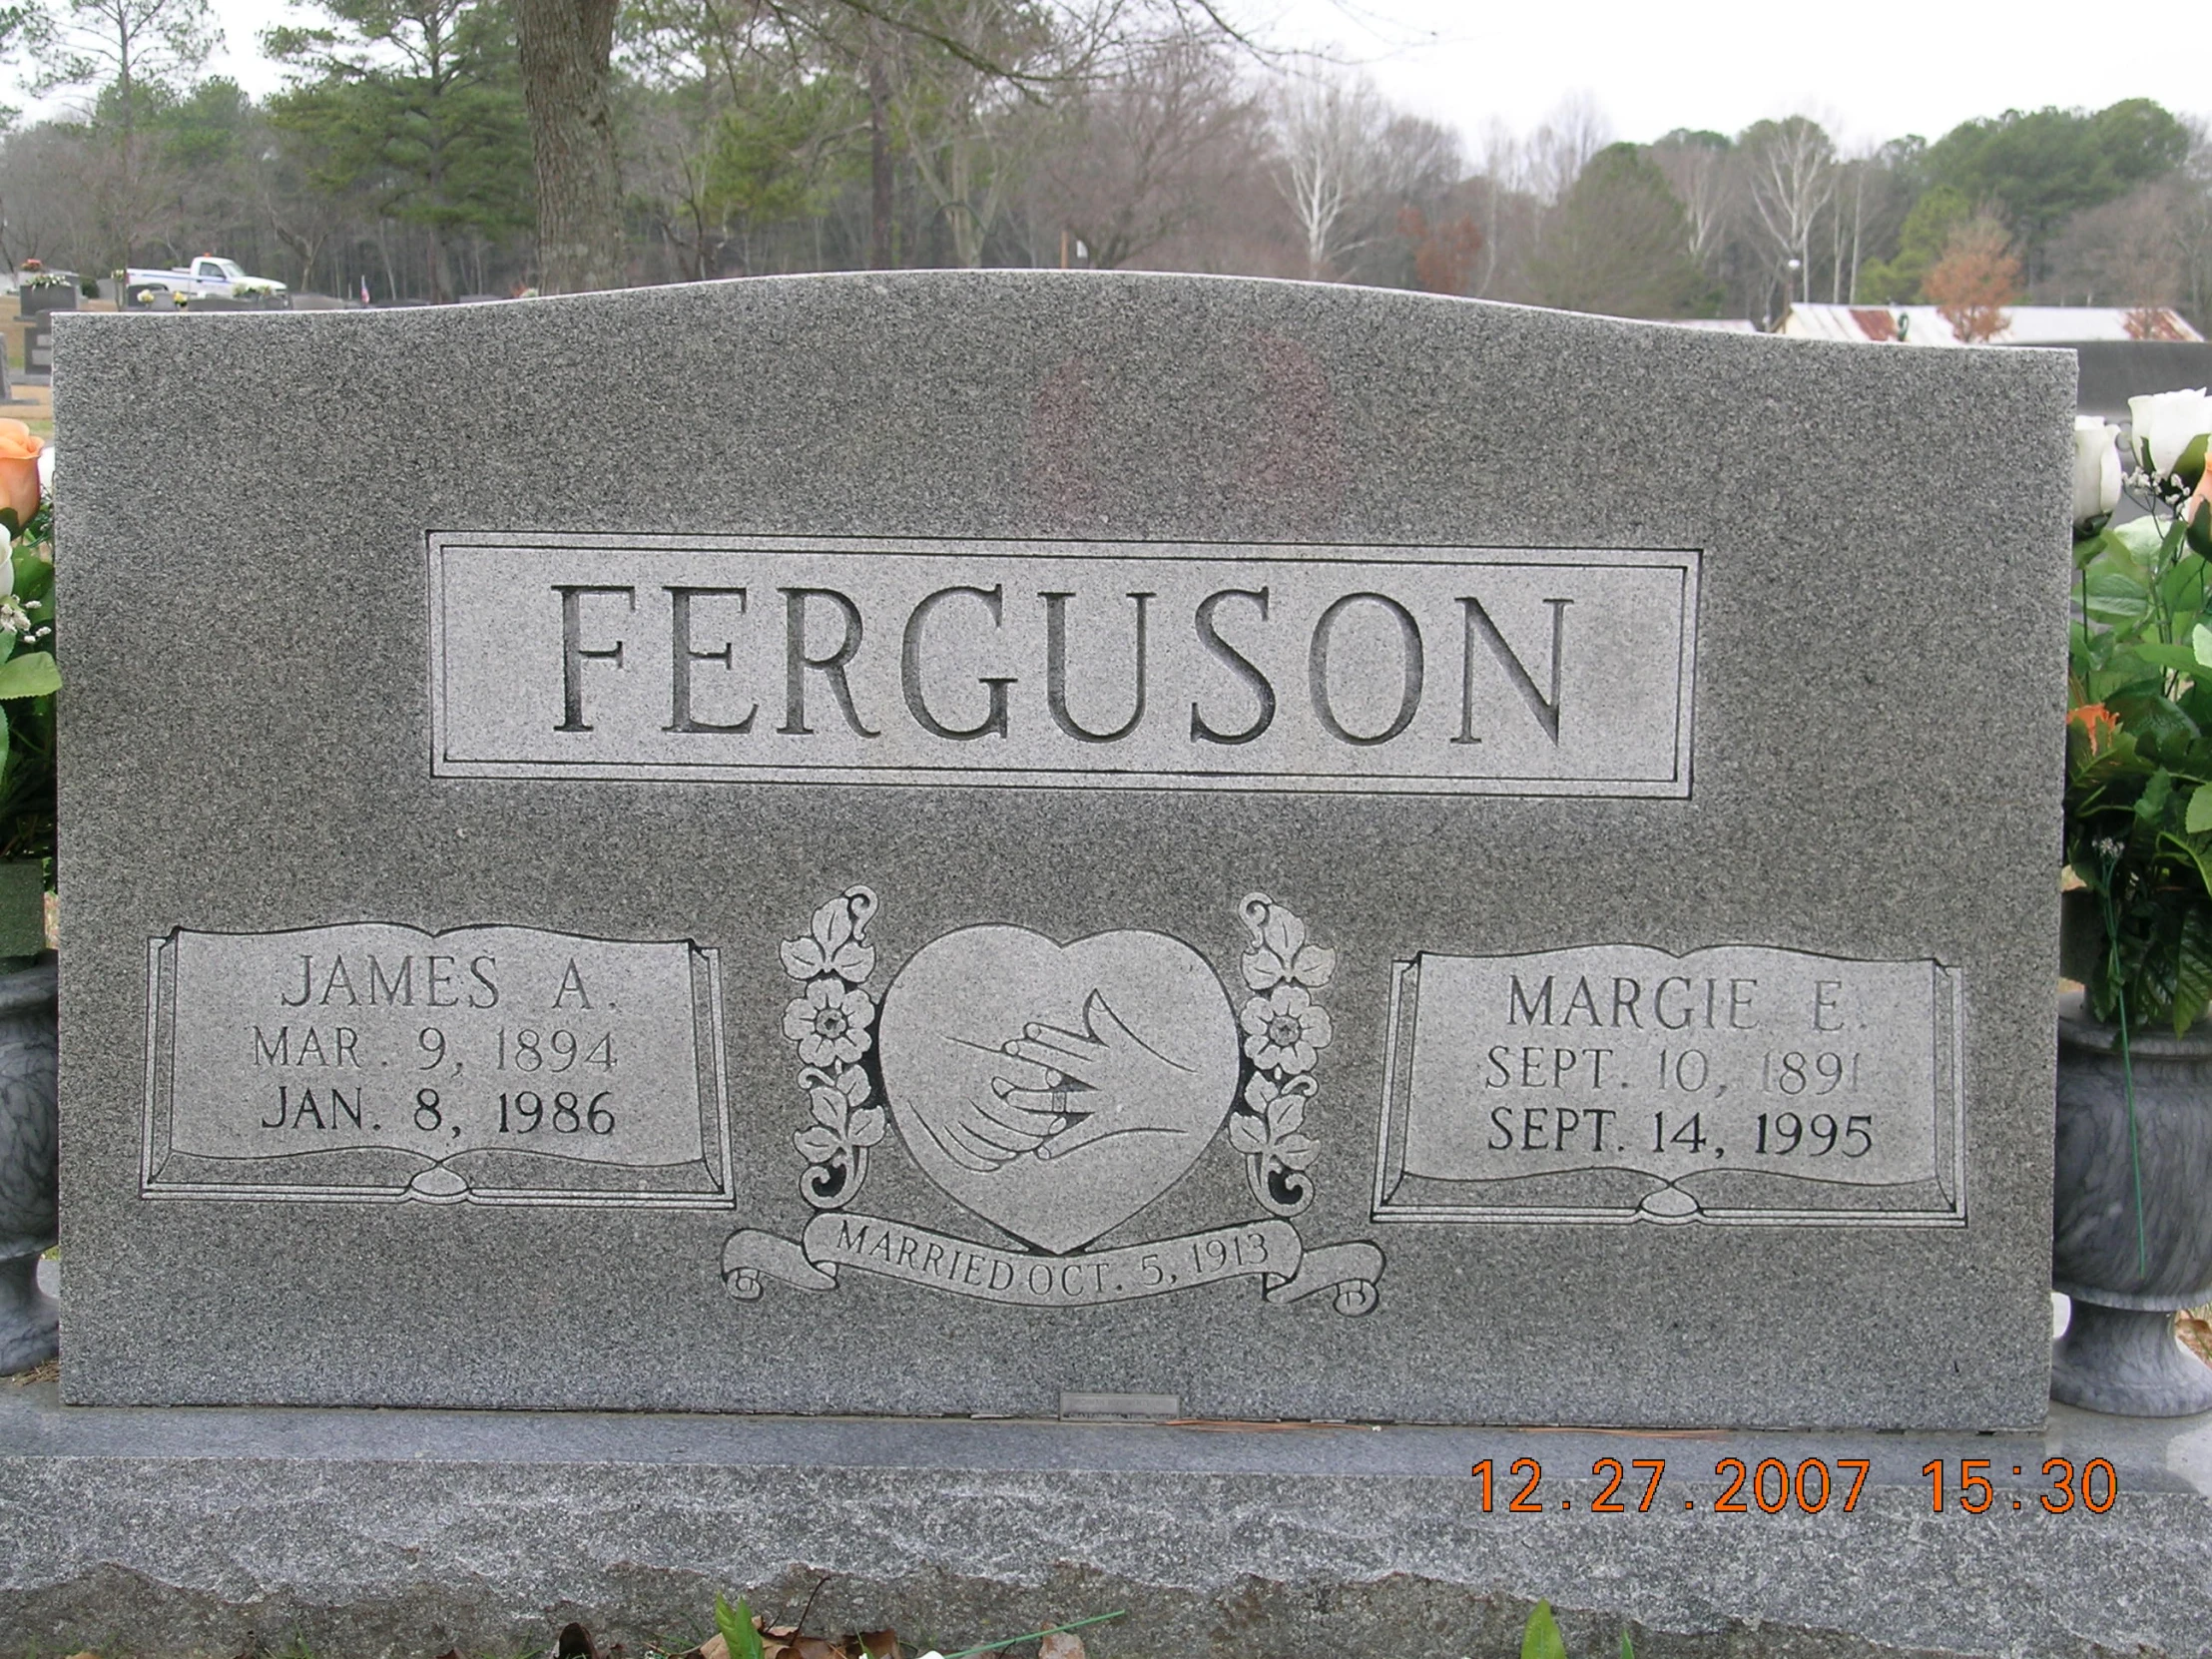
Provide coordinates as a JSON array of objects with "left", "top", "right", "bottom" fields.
[
  {"left": 54, "top": 274, "right": 2071, "bottom": 1427},
  {"left": 20, "top": 317, "right": 50, "bottom": 379}
]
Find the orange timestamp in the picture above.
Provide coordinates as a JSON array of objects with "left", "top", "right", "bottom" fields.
[{"left": 1470, "top": 1456, "right": 2120, "bottom": 1515}]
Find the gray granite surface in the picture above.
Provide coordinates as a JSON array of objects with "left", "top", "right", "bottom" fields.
[
  {"left": 2, "top": 1386, "right": 2206, "bottom": 1659},
  {"left": 52, "top": 274, "right": 2075, "bottom": 1425}
]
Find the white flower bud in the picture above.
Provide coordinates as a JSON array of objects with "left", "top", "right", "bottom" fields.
[
  {"left": 2127, "top": 387, "right": 2212, "bottom": 479},
  {"left": 2074, "top": 416, "right": 2123, "bottom": 527}
]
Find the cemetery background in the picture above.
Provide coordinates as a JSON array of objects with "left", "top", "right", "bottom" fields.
[{"left": 0, "top": 0, "right": 2199, "bottom": 332}]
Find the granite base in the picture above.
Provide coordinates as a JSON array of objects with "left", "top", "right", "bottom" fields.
[{"left": 3, "top": 1382, "right": 2209, "bottom": 1658}]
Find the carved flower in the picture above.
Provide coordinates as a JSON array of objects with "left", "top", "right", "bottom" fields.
[
  {"left": 1241, "top": 984, "right": 1332, "bottom": 1074},
  {"left": 784, "top": 977, "right": 874, "bottom": 1067}
]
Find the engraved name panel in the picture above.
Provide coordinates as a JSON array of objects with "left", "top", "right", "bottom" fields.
[
  {"left": 429, "top": 534, "right": 1699, "bottom": 796},
  {"left": 1373, "top": 944, "right": 1964, "bottom": 1226},
  {"left": 142, "top": 923, "right": 731, "bottom": 1207}
]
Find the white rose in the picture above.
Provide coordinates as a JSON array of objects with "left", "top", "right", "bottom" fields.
[
  {"left": 2128, "top": 387, "right": 2212, "bottom": 478},
  {"left": 2074, "top": 416, "right": 2122, "bottom": 527}
]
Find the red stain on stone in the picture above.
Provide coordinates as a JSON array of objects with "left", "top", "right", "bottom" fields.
[
  {"left": 1237, "top": 331, "right": 1346, "bottom": 540},
  {"left": 1024, "top": 354, "right": 1102, "bottom": 531}
]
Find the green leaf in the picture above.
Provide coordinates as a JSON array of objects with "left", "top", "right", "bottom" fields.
[
  {"left": 2086, "top": 566, "right": 2152, "bottom": 626},
  {"left": 2171, "top": 907, "right": 2212, "bottom": 1032},
  {"left": 2113, "top": 517, "right": 2168, "bottom": 560},
  {"left": 2113, "top": 697, "right": 2201, "bottom": 765},
  {"left": 2186, "top": 786, "right": 2212, "bottom": 835},
  {"left": 1522, "top": 1602, "right": 1569, "bottom": 1659},
  {"left": 2130, "top": 643, "right": 2202, "bottom": 675},
  {"left": 9, "top": 548, "right": 51, "bottom": 610},
  {"left": 0, "top": 651, "right": 58, "bottom": 700},
  {"left": 2159, "top": 549, "right": 2210, "bottom": 618},
  {"left": 715, "top": 1595, "right": 765, "bottom": 1659},
  {"left": 1620, "top": 1632, "right": 1635, "bottom": 1659},
  {"left": 2190, "top": 500, "right": 2212, "bottom": 558},
  {"left": 2139, "top": 769, "right": 2177, "bottom": 829}
]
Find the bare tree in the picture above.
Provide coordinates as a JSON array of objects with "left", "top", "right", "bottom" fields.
[
  {"left": 881, "top": 0, "right": 1069, "bottom": 268},
  {"left": 1521, "top": 91, "right": 1610, "bottom": 206},
  {"left": 1741, "top": 114, "right": 1835, "bottom": 315},
  {"left": 1266, "top": 69, "right": 1396, "bottom": 278},
  {"left": 1650, "top": 131, "right": 1734, "bottom": 269},
  {"left": 1033, "top": 28, "right": 1257, "bottom": 270}
]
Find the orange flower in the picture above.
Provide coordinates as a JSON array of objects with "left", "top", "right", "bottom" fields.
[
  {"left": 0, "top": 419, "right": 42, "bottom": 527},
  {"left": 2070, "top": 702, "right": 2120, "bottom": 755}
]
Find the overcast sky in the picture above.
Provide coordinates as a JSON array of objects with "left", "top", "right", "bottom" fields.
[
  {"left": 159, "top": 0, "right": 2212, "bottom": 154},
  {"left": 1252, "top": 0, "right": 2206, "bottom": 151}
]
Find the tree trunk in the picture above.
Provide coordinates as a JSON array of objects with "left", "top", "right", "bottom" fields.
[
  {"left": 513, "top": 0, "right": 625, "bottom": 294},
  {"left": 868, "top": 42, "right": 893, "bottom": 270}
]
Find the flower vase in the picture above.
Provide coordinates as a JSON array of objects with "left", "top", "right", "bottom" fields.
[
  {"left": 0, "top": 944, "right": 56, "bottom": 1374},
  {"left": 2052, "top": 993, "right": 2212, "bottom": 1415}
]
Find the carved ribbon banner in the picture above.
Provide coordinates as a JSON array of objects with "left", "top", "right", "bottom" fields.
[{"left": 724, "top": 1214, "right": 1382, "bottom": 1316}]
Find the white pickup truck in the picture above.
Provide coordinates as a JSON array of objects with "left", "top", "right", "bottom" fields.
[{"left": 121, "top": 256, "right": 287, "bottom": 304}]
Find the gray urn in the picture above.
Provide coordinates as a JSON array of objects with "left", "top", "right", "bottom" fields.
[
  {"left": 0, "top": 956, "right": 57, "bottom": 1374},
  {"left": 2053, "top": 995, "right": 2212, "bottom": 1415}
]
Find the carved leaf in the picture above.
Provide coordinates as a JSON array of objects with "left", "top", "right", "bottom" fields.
[
  {"left": 1228, "top": 1112, "right": 1269, "bottom": 1156},
  {"left": 795, "top": 1125, "right": 840, "bottom": 1162},
  {"left": 1242, "top": 945, "right": 1291, "bottom": 991},
  {"left": 1269, "top": 1092, "right": 1306, "bottom": 1136},
  {"left": 1289, "top": 941, "right": 1336, "bottom": 988},
  {"left": 809, "top": 1085, "right": 846, "bottom": 1131},
  {"left": 846, "top": 1106, "right": 885, "bottom": 1147},
  {"left": 1273, "top": 1133, "right": 1317, "bottom": 1170},
  {"left": 780, "top": 936, "right": 829, "bottom": 980}
]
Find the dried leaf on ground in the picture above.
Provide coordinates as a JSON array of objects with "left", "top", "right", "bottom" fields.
[
  {"left": 2179, "top": 1311, "right": 2212, "bottom": 1364},
  {"left": 856, "top": 1632, "right": 898, "bottom": 1659},
  {"left": 558, "top": 1624, "right": 603, "bottom": 1659},
  {"left": 431, "top": 1650, "right": 462, "bottom": 1659},
  {"left": 1039, "top": 1636, "right": 1086, "bottom": 1659}
]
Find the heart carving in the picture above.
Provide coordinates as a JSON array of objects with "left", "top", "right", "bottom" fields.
[{"left": 877, "top": 925, "right": 1239, "bottom": 1255}]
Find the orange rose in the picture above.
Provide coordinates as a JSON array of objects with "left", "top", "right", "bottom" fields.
[
  {"left": 2069, "top": 702, "right": 2119, "bottom": 756},
  {"left": 0, "top": 419, "right": 41, "bottom": 527},
  {"left": 2190, "top": 465, "right": 2212, "bottom": 531}
]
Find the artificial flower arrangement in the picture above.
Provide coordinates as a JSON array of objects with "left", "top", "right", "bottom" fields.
[
  {"left": 2065, "top": 388, "right": 2212, "bottom": 1032},
  {"left": 0, "top": 420, "right": 58, "bottom": 921}
]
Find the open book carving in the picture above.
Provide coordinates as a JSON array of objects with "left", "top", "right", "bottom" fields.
[{"left": 142, "top": 923, "right": 730, "bottom": 1208}]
